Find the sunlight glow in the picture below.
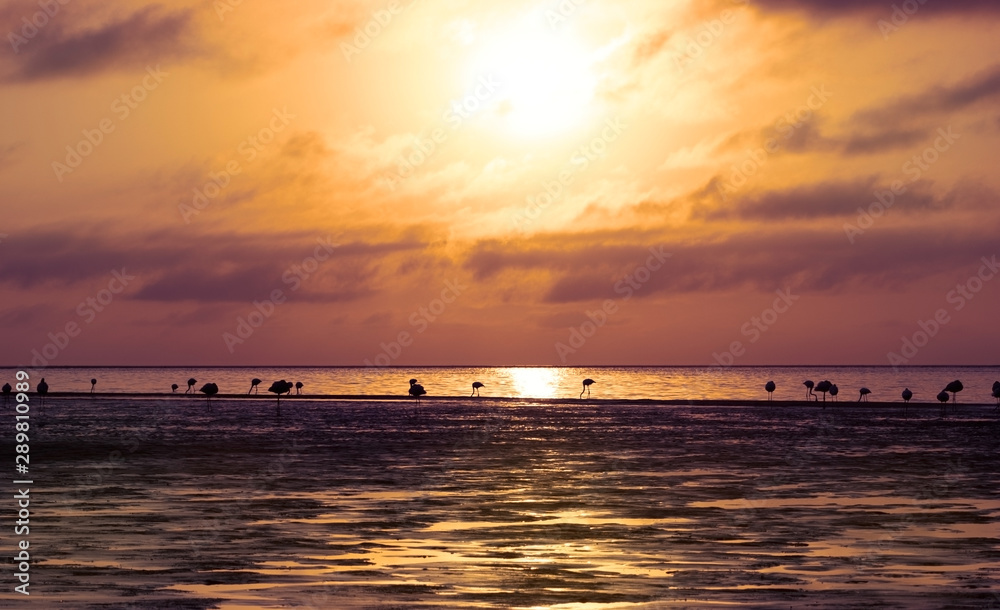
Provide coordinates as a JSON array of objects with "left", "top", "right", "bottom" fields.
[
  {"left": 471, "top": 18, "right": 598, "bottom": 137},
  {"left": 509, "top": 367, "right": 563, "bottom": 399}
]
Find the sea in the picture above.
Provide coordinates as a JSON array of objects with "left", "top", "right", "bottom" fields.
[{"left": 4, "top": 365, "right": 998, "bottom": 402}]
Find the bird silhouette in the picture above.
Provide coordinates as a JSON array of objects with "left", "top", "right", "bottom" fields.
[
  {"left": 199, "top": 383, "right": 219, "bottom": 409},
  {"left": 581, "top": 378, "right": 595, "bottom": 399},
  {"left": 295, "top": 381, "right": 303, "bottom": 395},
  {"left": 936, "top": 390, "right": 950, "bottom": 416},
  {"left": 171, "top": 383, "right": 179, "bottom": 393},
  {"left": 90, "top": 378, "right": 97, "bottom": 394},
  {"left": 186, "top": 378, "right": 197, "bottom": 394},
  {"left": 858, "top": 387, "right": 871, "bottom": 402},
  {"left": 830, "top": 384, "right": 839, "bottom": 401},
  {"left": 991, "top": 381, "right": 1000, "bottom": 410},
  {"left": 944, "top": 380, "right": 963, "bottom": 403},
  {"left": 902, "top": 388, "right": 912, "bottom": 403},
  {"left": 249, "top": 378, "right": 262, "bottom": 395},
  {"left": 815, "top": 380, "right": 832, "bottom": 403},
  {"left": 803, "top": 380, "right": 816, "bottom": 401},
  {"left": 408, "top": 379, "right": 426, "bottom": 402},
  {"left": 764, "top": 380, "right": 776, "bottom": 401},
  {"left": 268, "top": 380, "right": 293, "bottom": 413},
  {"left": 37, "top": 378, "right": 48, "bottom": 406},
  {"left": 471, "top": 381, "right": 485, "bottom": 397},
  {"left": 2, "top": 383, "right": 11, "bottom": 404}
]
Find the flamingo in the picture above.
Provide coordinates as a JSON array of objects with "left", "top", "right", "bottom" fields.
[
  {"left": 944, "top": 380, "right": 963, "bottom": 403},
  {"left": 90, "top": 378, "right": 97, "bottom": 394},
  {"left": 902, "top": 388, "right": 913, "bottom": 416},
  {"left": 408, "top": 379, "right": 426, "bottom": 402},
  {"left": 249, "top": 378, "right": 261, "bottom": 394},
  {"left": 815, "top": 380, "right": 832, "bottom": 403},
  {"left": 37, "top": 378, "right": 48, "bottom": 406},
  {"left": 803, "top": 380, "right": 816, "bottom": 401},
  {"left": 580, "top": 378, "right": 595, "bottom": 399},
  {"left": 764, "top": 380, "right": 776, "bottom": 401},
  {"left": 186, "top": 378, "right": 197, "bottom": 394},
  {"left": 268, "top": 380, "right": 293, "bottom": 413},
  {"left": 171, "top": 383, "right": 179, "bottom": 393},
  {"left": 199, "top": 383, "right": 219, "bottom": 409},
  {"left": 858, "top": 387, "right": 871, "bottom": 402},
  {"left": 471, "top": 381, "right": 485, "bottom": 397},
  {"left": 991, "top": 381, "right": 1000, "bottom": 410},
  {"left": 295, "top": 381, "right": 303, "bottom": 395},
  {"left": 2, "top": 383, "right": 11, "bottom": 404},
  {"left": 830, "top": 384, "right": 839, "bottom": 402},
  {"left": 936, "top": 389, "right": 950, "bottom": 416}
]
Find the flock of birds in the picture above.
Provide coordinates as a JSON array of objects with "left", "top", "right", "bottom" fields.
[
  {"left": 768, "top": 378, "right": 999, "bottom": 414},
  {"left": 4, "top": 376, "right": 1000, "bottom": 412}
]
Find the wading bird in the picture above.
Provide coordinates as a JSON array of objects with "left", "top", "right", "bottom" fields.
[
  {"left": 581, "top": 378, "right": 595, "bottom": 399},
  {"left": 295, "top": 381, "right": 303, "bottom": 395},
  {"left": 249, "top": 378, "right": 261, "bottom": 394},
  {"left": 858, "top": 387, "right": 871, "bottom": 402},
  {"left": 37, "top": 378, "right": 48, "bottom": 406},
  {"left": 186, "top": 378, "right": 197, "bottom": 393},
  {"left": 171, "top": 383, "right": 179, "bottom": 393},
  {"left": 90, "top": 378, "right": 97, "bottom": 394},
  {"left": 991, "top": 381, "right": 1000, "bottom": 410},
  {"left": 199, "top": 383, "right": 219, "bottom": 409},
  {"left": 2, "top": 383, "right": 11, "bottom": 404},
  {"left": 944, "top": 380, "right": 964, "bottom": 403},
  {"left": 803, "top": 380, "right": 816, "bottom": 401},
  {"left": 472, "top": 381, "right": 485, "bottom": 397},
  {"left": 902, "top": 388, "right": 913, "bottom": 416},
  {"left": 764, "top": 380, "right": 776, "bottom": 401},
  {"left": 830, "top": 384, "right": 839, "bottom": 401},
  {"left": 268, "top": 380, "right": 294, "bottom": 413},
  {"left": 408, "top": 379, "right": 426, "bottom": 402},
  {"left": 815, "top": 380, "right": 832, "bottom": 403},
  {"left": 937, "top": 389, "right": 950, "bottom": 416}
]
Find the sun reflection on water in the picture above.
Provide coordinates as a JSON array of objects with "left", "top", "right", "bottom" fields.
[{"left": 507, "top": 368, "right": 565, "bottom": 399}]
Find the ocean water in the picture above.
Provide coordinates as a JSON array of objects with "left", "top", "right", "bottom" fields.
[{"left": 3, "top": 365, "right": 998, "bottom": 402}]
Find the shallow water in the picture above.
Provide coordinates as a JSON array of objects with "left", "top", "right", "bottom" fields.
[
  {"left": 4, "top": 365, "right": 999, "bottom": 402},
  {"left": 9, "top": 397, "right": 1000, "bottom": 608}
]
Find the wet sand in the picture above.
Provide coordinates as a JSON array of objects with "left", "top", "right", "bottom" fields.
[{"left": 8, "top": 397, "right": 1000, "bottom": 609}]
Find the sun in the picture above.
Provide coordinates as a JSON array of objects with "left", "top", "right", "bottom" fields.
[{"left": 468, "top": 18, "right": 599, "bottom": 138}]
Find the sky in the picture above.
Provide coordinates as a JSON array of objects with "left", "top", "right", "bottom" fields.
[{"left": 1, "top": 0, "right": 998, "bottom": 367}]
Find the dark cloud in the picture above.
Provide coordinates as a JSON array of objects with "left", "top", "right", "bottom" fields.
[
  {"left": 4, "top": 5, "right": 199, "bottom": 82},
  {"left": 696, "top": 178, "right": 942, "bottom": 221},
  {"left": 464, "top": 226, "right": 998, "bottom": 305},
  {"left": 752, "top": 0, "right": 1000, "bottom": 16},
  {"left": 0, "top": 227, "right": 424, "bottom": 303},
  {"left": 855, "top": 64, "right": 1000, "bottom": 124}
]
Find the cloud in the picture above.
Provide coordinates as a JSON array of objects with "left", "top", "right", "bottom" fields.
[
  {"left": 855, "top": 64, "right": 1000, "bottom": 124},
  {"left": 0, "top": 227, "right": 425, "bottom": 303},
  {"left": 463, "top": 225, "right": 999, "bottom": 305},
  {"left": 3, "top": 5, "right": 200, "bottom": 82},
  {"left": 752, "top": 0, "right": 1000, "bottom": 16}
]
